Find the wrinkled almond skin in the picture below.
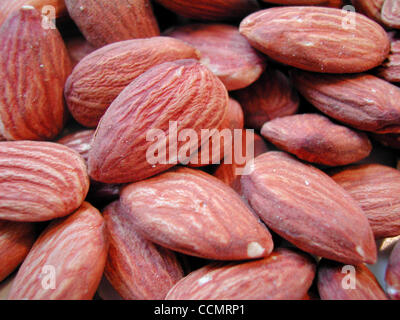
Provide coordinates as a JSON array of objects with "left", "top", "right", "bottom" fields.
[
  {"left": 240, "top": 7, "right": 390, "bottom": 73},
  {"left": 120, "top": 167, "right": 274, "bottom": 261},
  {"left": 155, "top": 0, "right": 260, "bottom": 21},
  {"left": 386, "top": 240, "right": 400, "bottom": 299},
  {"left": 104, "top": 202, "right": 184, "bottom": 300},
  {"left": 167, "top": 24, "right": 266, "bottom": 91},
  {"left": 65, "top": 36, "right": 96, "bottom": 68},
  {"left": 331, "top": 164, "right": 400, "bottom": 239},
  {"left": 292, "top": 71, "right": 400, "bottom": 134},
  {"left": 241, "top": 152, "right": 377, "bottom": 265},
  {"left": 262, "top": 0, "right": 342, "bottom": 7},
  {"left": 234, "top": 67, "right": 299, "bottom": 130},
  {"left": 166, "top": 248, "right": 315, "bottom": 300},
  {"left": 0, "top": 6, "right": 71, "bottom": 141},
  {"left": 0, "top": 141, "right": 89, "bottom": 222},
  {"left": 65, "top": 37, "right": 200, "bottom": 128},
  {"left": 382, "top": 0, "right": 400, "bottom": 29},
  {"left": 0, "top": 221, "right": 36, "bottom": 282},
  {"left": 88, "top": 59, "right": 228, "bottom": 184},
  {"left": 377, "top": 32, "right": 400, "bottom": 83},
  {"left": 65, "top": 0, "right": 160, "bottom": 48},
  {"left": 351, "top": 0, "right": 385, "bottom": 24},
  {"left": 8, "top": 202, "right": 108, "bottom": 300},
  {"left": 318, "top": 260, "right": 388, "bottom": 300},
  {"left": 261, "top": 114, "right": 372, "bottom": 166}
]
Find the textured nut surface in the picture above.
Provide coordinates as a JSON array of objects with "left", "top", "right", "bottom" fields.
[
  {"left": 386, "top": 240, "right": 400, "bottom": 300},
  {"left": 377, "top": 32, "right": 400, "bottom": 83}
]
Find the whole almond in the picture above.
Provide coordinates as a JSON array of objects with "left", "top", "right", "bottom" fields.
[
  {"left": 381, "top": 0, "right": 400, "bottom": 29},
  {"left": 377, "top": 32, "right": 400, "bottom": 83},
  {"left": 166, "top": 248, "right": 315, "bottom": 300},
  {"left": 351, "top": 0, "right": 385, "bottom": 24},
  {"left": 241, "top": 151, "right": 377, "bottom": 265},
  {"left": 261, "top": 114, "right": 372, "bottom": 166},
  {"left": 386, "top": 240, "right": 400, "bottom": 299},
  {"left": 240, "top": 7, "right": 390, "bottom": 73},
  {"left": 0, "top": 141, "right": 89, "bottom": 222},
  {"left": 120, "top": 167, "right": 274, "bottom": 261},
  {"left": 64, "top": 37, "right": 200, "bottom": 127},
  {"left": 0, "top": 6, "right": 71, "bottom": 141}
]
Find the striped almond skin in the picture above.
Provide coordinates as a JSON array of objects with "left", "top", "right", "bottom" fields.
[
  {"left": 0, "top": 220, "right": 36, "bottom": 282},
  {"left": 104, "top": 202, "right": 184, "bottom": 300},
  {"left": 318, "top": 260, "right": 388, "bottom": 300},
  {"left": 64, "top": 37, "right": 200, "bottom": 128},
  {"left": 382, "top": 0, "right": 400, "bottom": 29},
  {"left": 88, "top": 59, "right": 229, "bottom": 184},
  {"left": 377, "top": 32, "right": 400, "bottom": 83},
  {"left": 8, "top": 202, "right": 108, "bottom": 300},
  {"left": 239, "top": 7, "right": 390, "bottom": 73},
  {"left": 386, "top": 240, "right": 400, "bottom": 299},
  {"left": 262, "top": 0, "right": 343, "bottom": 7},
  {"left": 292, "top": 71, "right": 400, "bottom": 134},
  {"left": 241, "top": 152, "right": 377, "bottom": 265},
  {"left": 120, "top": 167, "right": 274, "bottom": 261},
  {"left": 0, "top": 6, "right": 71, "bottom": 141},
  {"left": 65, "top": 0, "right": 159, "bottom": 48},
  {"left": 233, "top": 67, "right": 299, "bottom": 130},
  {"left": 261, "top": 114, "right": 372, "bottom": 166},
  {"left": 351, "top": 0, "right": 385, "bottom": 24},
  {"left": 166, "top": 248, "right": 316, "bottom": 300},
  {"left": 331, "top": 164, "right": 400, "bottom": 239},
  {"left": 0, "top": 141, "right": 89, "bottom": 222},
  {"left": 155, "top": 0, "right": 260, "bottom": 21},
  {"left": 167, "top": 24, "right": 266, "bottom": 91}
]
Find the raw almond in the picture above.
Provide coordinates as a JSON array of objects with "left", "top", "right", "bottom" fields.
[
  {"left": 65, "top": 36, "right": 96, "bottom": 68},
  {"left": 377, "top": 32, "right": 400, "bottom": 83},
  {"left": 386, "top": 240, "right": 400, "bottom": 299},
  {"left": 371, "top": 132, "right": 400, "bottom": 149},
  {"left": 381, "top": 0, "right": 400, "bottom": 29},
  {"left": 261, "top": 0, "right": 343, "bottom": 7},
  {"left": 351, "top": 0, "right": 385, "bottom": 24}
]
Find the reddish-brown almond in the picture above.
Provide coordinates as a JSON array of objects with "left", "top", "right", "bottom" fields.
[
  {"left": 88, "top": 59, "right": 228, "bottom": 184},
  {"left": 166, "top": 248, "right": 315, "bottom": 300},
  {"left": 167, "top": 24, "right": 266, "bottom": 91},
  {"left": 0, "top": 141, "right": 89, "bottom": 222},
  {"left": 104, "top": 202, "right": 183, "bottom": 300},
  {"left": 382, "top": 0, "right": 400, "bottom": 29},
  {"left": 371, "top": 132, "right": 400, "bottom": 149},
  {"left": 240, "top": 7, "right": 390, "bottom": 73},
  {"left": 292, "top": 70, "right": 400, "bottom": 134},
  {"left": 377, "top": 32, "right": 400, "bottom": 83},
  {"left": 386, "top": 240, "right": 400, "bottom": 299},
  {"left": 65, "top": 36, "right": 96, "bottom": 68},
  {"left": 351, "top": 0, "right": 385, "bottom": 24},
  {"left": 0, "top": 221, "right": 36, "bottom": 282},
  {"left": 262, "top": 0, "right": 343, "bottom": 7},
  {"left": 0, "top": 6, "right": 71, "bottom": 141},
  {"left": 57, "top": 129, "right": 95, "bottom": 163},
  {"left": 234, "top": 67, "right": 299, "bottom": 130},
  {"left": 120, "top": 167, "right": 273, "bottom": 261},
  {"left": 155, "top": 0, "right": 260, "bottom": 21},
  {"left": 8, "top": 202, "right": 108, "bottom": 300},
  {"left": 65, "top": 0, "right": 159, "bottom": 48},
  {"left": 241, "top": 152, "right": 377, "bottom": 265},
  {"left": 260, "top": 114, "right": 372, "bottom": 166},
  {"left": 331, "top": 164, "right": 400, "bottom": 239},
  {"left": 64, "top": 37, "right": 200, "bottom": 127}
]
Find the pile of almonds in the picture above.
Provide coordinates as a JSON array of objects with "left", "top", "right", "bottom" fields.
[{"left": 1, "top": 0, "right": 400, "bottom": 301}]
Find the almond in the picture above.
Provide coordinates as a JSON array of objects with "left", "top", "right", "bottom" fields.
[
  {"left": 260, "top": 114, "right": 372, "bottom": 166},
  {"left": 241, "top": 151, "right": 377, "bottom": 265},
  {"left": 120, "top": 167, "right": 274, "bottom": 260},
  {"left": 65, "top": 36, "right": 96, "bottom": 68},
  {"left": 381, "top": 0, "right": 400, "bottom": 28},
  {"left": 57, "top": 129, "right": 95, "bottom": 163},
  {"left": 167, "top": 23, "right": 266, "bottom": 91},
  {"left": 65, "top": 0, "right": 160, "bottom": 48},
  {"left": 386, "top": 240, "right": 400, "bottom": 299},
  {"left": 240, "top": 7, "right": 390, "bottom": 73},
  {"left": 377, "top": 32, "right": 400, "bottom": 83},
  {"left": 64, "top": 37, "right": 200, "bottom": 127},
  {"left": 104, "top": 201, "right": 183, "bottom": 300},
  {"left": 8, "top": 202, "right": 108, "bottom": 300},
  {"left": 261, "top": 0, "right": 343, "bottom": 7},
  {"left": 371, "top": 132, "right": 400, "bottom": 149},
  {"left": 351, "top": 0, "right": 385, "bottom": 24},
  {"left": 166, "top": 248, "right": 315, "bottom": 300},
  {"left": 88, "top": 59, "right": 228, "bottom": 184},
  {"left": 291, "top": 70, "right": 400, "bottom": 134},
  {"left": 0, "top": 6, "right": 71, "bottom": 141},
  {"left": 0, "top": 141, "right": 89, "bottom": 222}
]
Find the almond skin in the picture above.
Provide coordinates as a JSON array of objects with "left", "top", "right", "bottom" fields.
[
  {"left": 0, "top": 141, "right": 89, "bottom": 222},
  {"left": 261, "top": 114, "right": 372, "bottom": 166},
  {"left": 57, "top": 129, "right": 95, "bottom": 163},
  {"left": 88, "top": 59, "right": 228, "bottom": 184},
  {"left": 240, "top": 7, "right": 390, "bottom": 73},
  {"left": 318, "top": 259, "right": 388, "bottom": 300},
  {"left": 104, "top": 202, "right": 184, "bottom": 300},
  {"left": 233, "top": 67, "right": 299, "bottom": 130},
  {"left": 167, "top": 24, "right": 266, "bottom": 91},
  {"left": 0, "top": 220, "right": 36, "bottom": 282},
  {"left": 241, "top": 151, "right": 377, "bottom": 265},
  {"left": 377, "top": 32, "right": 400, "bottom": 83},
  {"left": 381, "top": 0, "right": 400, "bottom": 29},
  {"left": 262, "top": 0, "right": 342, "bottom": 7},
  {"left": 65, "top": 36, "right": 96, "bottom": 68},
  {"left": 0, "top": 6, "right": 71, "bottom": 141},
  {"left": 166, "top": 248, "right": 315, "bottom": 300},
  {"left": 331, "top": 164, "right": 400, "bottom": 239},
  {"left": 65, "top": 0, "right": 160, "bottom": 48},
  {"left": 64, "top": 37, "right": 200, "bottom": 128},
  {"left": 292, "top": 70, "right": 400, "bottom": 134},
  {"left": 351, "top": 0, "right": 385, "bottom": 25},
  {"left": 120, "top": 167, "right": 274, "bottom": 261},
  {"left": 386, "top": 240, "right": 400, "bottom": 300},
  {"left": 8, "top": 202, "right": 108, "bottom": 300}
]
